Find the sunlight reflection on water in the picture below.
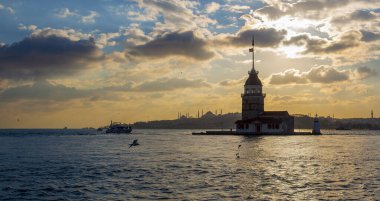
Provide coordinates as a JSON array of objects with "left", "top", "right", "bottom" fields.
[{"left": 0, "top": 129, "right": 379, "bottom": 200}]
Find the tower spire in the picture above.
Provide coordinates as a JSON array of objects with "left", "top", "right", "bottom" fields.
[{"left": 249, "top": 35, "right": 255, "bottom": 73}]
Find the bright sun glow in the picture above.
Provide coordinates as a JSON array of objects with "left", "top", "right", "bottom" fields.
[
  {"left": 267, "top": 16, "right": 319, "bottom": 30},
  {"left": 278, "top": 45, "right": 306, "bottom": 58}
]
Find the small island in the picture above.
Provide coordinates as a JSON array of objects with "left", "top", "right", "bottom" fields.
[{"left": 131, "top": 38, "right": 379, "bottom": 134}]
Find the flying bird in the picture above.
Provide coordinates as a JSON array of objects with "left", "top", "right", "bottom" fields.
[
  {"left": 238, "top": 144, "right": 241, "bottom": 148},
  {"left": 129, "top": 139, "right": 140, "bottom": 148}
]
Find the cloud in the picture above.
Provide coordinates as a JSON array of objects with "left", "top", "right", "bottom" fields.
[
  {"left": 81, "top": 11, "right": 98, "bottom": 24},
  {"left": 269, "top": 69, "right": 308, "bottom": 85},
  {"left": 55, "top": 8, "right": 77, "bottom": 18},
  {"left": 126, "top": 0, "right": 215, "bottom": 32},
  {"left": 284, "top": 31, "right": 361, "bottom": 54},
  {"left": 127, "top": 31, "right": 214, "bottom": 60},
  {"left": 320, "top": 85, "right": 343, "bottom": 95},
  {"left": 360, "top": 30, "right": 380, "bottom": 42},
  {"left": 255, "top": 0, "right": 351, "bottom": 20},
  {"left": 0, "top": 80, "right": 92, "bottom": 102},
  {"left": 0, "top": 34, "right": 103, "bottom": 80},
  {"left": 0, "top": 79, "right": 135, "bottom": 103},
  {"left": 255, "top": 6, "right": 284, "bottom": 20},
  {"left": 18, "top": 24, "right": 38, "bottom": 31},
  {"left": 331, "top": 9, "right": 378, "bottom": 24},
  {"left": 55, "top": 8, "right": 98, "bottom": 24},
  {"left": 224, "top": 5, "right": 250, "bottom": 13},
  {"left": 205, "top": 2, "right": 220, "bottom": 13},
  {"left": 354, "top": 66, "right": 377, "bottom": 79},
  {"left": 268, "top": 66, "right": 349, "bottom": 85},
  {"left": 0, "top": 77, "right": 212, "bottom": 103},
  {"left": 218, "top": 77, "right": 247, "bottom": 87},
  {"left": 23, "top": 26, "right": 120, "bottom": 48},
  {"left": 349, "top": 9, "right": 378, "bottom": 21},
  {"left": 0, "top": 3, "right": 15, "bottom": 14},
  {"left": 122, "top": 25, "right": 152, "bottom": 46},
  {"left": 307, "top": 66, "right": 350, "bottom": 83},
  {"left": 30, "top": 27, "right": 91, "bottom": 41},
  {"left": 268, "top": 65, "right": 378, "bottom": 85},
  {"left": 268, "top": 94, "right": 333, "bottom": 106},
  {"left": 217, "top": 28, "right": 287, "bottom": 48},
  {"left": 346, "top": 83, "right": 371, "bottom": 95},
  {"left": 133, "top": 77, "right": 211, "bottom": 91},
  {"left": 97, "top": 32, "right": 121, "bottom": 48}
]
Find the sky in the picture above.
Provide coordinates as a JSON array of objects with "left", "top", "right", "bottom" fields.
[{"left": 0, "top": 0, "right": 379, "bottom": 128}]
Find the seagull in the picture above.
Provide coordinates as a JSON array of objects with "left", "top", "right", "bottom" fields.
[{"left": 129, "top": 139, "right": 140, "bottom": 148}]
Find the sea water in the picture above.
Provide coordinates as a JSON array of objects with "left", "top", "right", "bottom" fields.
[{"left": 0, "top": 129, "right": 379, "bottom": 200}]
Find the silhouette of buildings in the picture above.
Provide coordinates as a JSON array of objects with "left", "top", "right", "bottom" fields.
[{"left": 235, "top": 37, "right": 294, "bottom": 134}]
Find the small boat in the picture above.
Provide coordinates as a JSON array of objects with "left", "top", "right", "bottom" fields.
[{"left": 106, "top": 121, "right": 132, "bottom": 134}]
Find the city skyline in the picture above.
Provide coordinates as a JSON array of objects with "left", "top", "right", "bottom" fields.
[{"left": 0, "top": 0, "right": 379, "bottom": 128}]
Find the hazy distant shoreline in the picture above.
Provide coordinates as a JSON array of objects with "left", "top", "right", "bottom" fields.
[
  {"left": 131, "top": 113, "right": 380, "bottom": 130},
  {"left": 0, "top": 113, "right": 378, "bottom": 130}
]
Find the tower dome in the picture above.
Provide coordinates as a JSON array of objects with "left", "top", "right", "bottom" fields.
[{"left": 245, "top": 71, "right": 262, "bottom": 86}]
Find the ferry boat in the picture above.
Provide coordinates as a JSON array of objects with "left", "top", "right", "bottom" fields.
[{"left": 106, "top": 121, "right": 132, "bottom": 134}]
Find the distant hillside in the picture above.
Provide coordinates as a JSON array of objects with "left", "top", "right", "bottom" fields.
[
  {"left": 133, "top": 112, "right": 241, "bottom": 129},
  {"left": 293, "top": 114, "right": 380, "bottom": 129},
  {"left": 132, "top": 112, "right": 380, "bottom": 130}
]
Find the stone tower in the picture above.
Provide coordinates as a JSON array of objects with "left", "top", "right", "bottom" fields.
[{"left": 241, "top": 37, "right": 265, "bottom": 120}]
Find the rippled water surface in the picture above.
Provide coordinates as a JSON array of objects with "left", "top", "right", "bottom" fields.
[{"left": 0, "top": 129, "right": 379, "bottom": 200}]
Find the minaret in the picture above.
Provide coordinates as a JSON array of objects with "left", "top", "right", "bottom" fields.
[
  {"left": 371, "top": 110, "right": 374, "bottom": 119},
  {"left": 241, "top": 36, "right": 265, "bottom": 120}
]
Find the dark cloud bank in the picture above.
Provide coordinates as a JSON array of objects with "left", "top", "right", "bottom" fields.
[
  {"left": 0, "top": 35, "right": 102, "bottom": 80},
  {"left": 126, "top": 28, "right": 288, "bottom": 61},
  {"left": 127, "top": 31, "right": 214, "bottom": 60},
  {"left": 219, "top": 28, "right": 287, "bottom": 48}
]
